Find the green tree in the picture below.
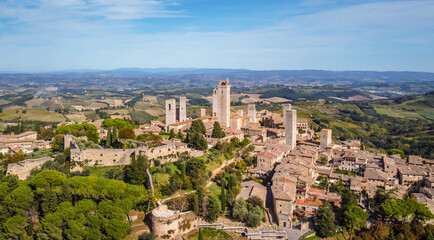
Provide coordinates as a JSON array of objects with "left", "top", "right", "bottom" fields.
[
  {"left": 211, "top": 121, "right": 226, "bottom": 138},
  {"left": 188, "top": 132, "right": 208, "bottom": 150},
  {"left": 119, "top": 126, "right": 135, "bottom": 140},
  {"left": 341, "top": 188, "right": 359, "bottom": 211},
  {"left": 106, "top": 128, "right": 112, "bottom": 147},
  {"left": 198, "top": 228, "right": 203, "bottom": 240},
  {"left": 169, "top": 129, "right": 176, "bottom": 139},
  {"left": 315, "top": 201, "right": 336, "bottom": 238},
  {"left": 111, "top": 126, "right": 118, "bottom": 143},
  {"left": 177, "top": 130, "right": 184, "bottom": 140},
  {"left": 4, "top": 185, "right": 34, "bottom": 216},
  {"left": 139, "top": 232, "right": 156, "bottom": 240},
  {"left": 207, "top": 196, "right": 220, "bottom": 222},
  {"left": 123, "top": 155, "right": 150, "bottom": 186},
  {"left": 232, "top": 198, "right": 248, "bottom": 222},
  {"left": 50, "top": 134, "right": 65, "bottom": 152},
  {"left": 3, "top": 215, "right": 26, "bottom": 239},
  {"left": 343, "top": 205, "right": 369, "bottom": 239},
  {"left": 190, "top": 120, "right": 206, "bottom": 134},
  {"left": 246, "top": 206, "right": 263, "bottom": 228},
  {"left": 41, "top": 188, "right": 58, "bottom": 215},
  {"left": 247, "top": 196, "right": 263, "bottom": 209},
  {"left": 193, "top": 193, "right": 199, "bottom": 215},
  {"left": 389, "top": 149, "right": 405, "bottom": 159}
]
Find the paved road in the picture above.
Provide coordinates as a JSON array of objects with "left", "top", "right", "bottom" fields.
[
  {"left": 266, "top": 185, "right": 278, "bottom": 225},
  {"left": 282, "top": 228, "right": 311, "bottom": 240}
]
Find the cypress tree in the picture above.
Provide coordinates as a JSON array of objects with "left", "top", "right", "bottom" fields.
[
  {"left": 169, "top": 129, "right": 176, "bottom": 139},
  {"left": 177, "top": 130, "right": 184, "bottom": 140},
  {"left": 198, "top": 228, "right": 203, "bottom": 240},
  {"left": 106, "top": 128, "right": 112, "bottom": 147},
  {"left": 193, "top": 194, "right": 199, "bottom": 215},
  {"left": 111, "top": 126, "right": 118, "bottom": 143},
  {"left": 221, "top": 181, "right": 226, "bottom": 213},
  {"left": 212, "top": 121, "right": 225, "bottom": 138}
]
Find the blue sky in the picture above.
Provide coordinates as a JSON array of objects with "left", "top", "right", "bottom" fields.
[{"left": 0, "top": 0, "right": 433, "bottom": 72}]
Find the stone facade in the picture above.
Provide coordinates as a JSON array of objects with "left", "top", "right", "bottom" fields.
[
  {"left": 285, "top": 109, "right": 297, "bottom": 151},
  {"left": 6, "top": 157, "right": 53, "bottom": 180},
  {"left": 200, "top": 108, "right": 206, "bottom": 117},
  {"left": 179, "top": 96, "right": 187, "bottom": 122},
  {"left": 248, "top": 104, "right": 257, "bottom": 124},
  {"left": 320, "top": 129, "right": 332, "bottom": 149},
  {"left": 165, "top": 99, "right": 177, "bottom": 130},
  {"left": 212, "top": 78, "right": 231, "bottom": 127},
  {"left": 282, "top": 104, "right": 291, "bottom": 126},
  {"left": 70, "top": 142, "right": 188, "bottom": 171},
  {"left": 151, "top": 205, "right": 196, "bottom": 240}
]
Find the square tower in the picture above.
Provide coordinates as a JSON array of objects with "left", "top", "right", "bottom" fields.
[
  {"left": 212, "top": 78, "right": 231, "bottom": 127},
  {"left": 283, "top": 104, "right": 291, "bottom": 126},
  {"left": 248, "top": 104, "right": 256, "bottom": 123},
  {"left": 179, "top": 96, "right": 187, "bottom": 122},
  {"left": 320, "top": 129, "right": 332, "bottom": 149},
  {"left": 200, "top": 108, "right": 207, "bottom": 118},
  {"left": 165, "top": 99, "right": 176, "bottom": 130},
  {"left": 285, "top": 109, "right": 297, "bottom": 151}
]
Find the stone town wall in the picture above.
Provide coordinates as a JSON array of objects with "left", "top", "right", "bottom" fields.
[
  {"left": 151, "top": 205, "right": 196, "bottom": 240},
  {"left": 6, "top": 157, "right": 53, "bottom": 180},
  {"left": 70, "top": 143, "right": 188, "bottom": 171}
]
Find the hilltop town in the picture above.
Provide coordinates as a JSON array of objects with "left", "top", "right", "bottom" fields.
[{"left": 0, "top": 78, "right": 433, "bottom": 240}]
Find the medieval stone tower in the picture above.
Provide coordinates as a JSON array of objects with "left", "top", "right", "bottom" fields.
[
  {"left": 179, "top": 96, "right": 187, "bottom": 122},
  {"left": 212, "top": 78, "right": 231, "bottom": 127},
  {"left": 285, "top": 109, "right": 297, "bottom": 151},
  {"left": 165, "top": 99, "right": 176, "bottom": 130},
  {"left": 248, "top": 104, "right": 256, "bottom": 123},
  {"left": 320, "top": 129, "right": 332, "bottom": 149},
  {"left": 283, "top": 104, "right": 291, "bottom": 126}
]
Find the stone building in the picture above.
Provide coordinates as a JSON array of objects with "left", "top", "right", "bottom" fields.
[
  {"left": 151, "top": 205, "right": 196, "bottom": 240},
  {"left": 200, "top": 108, "right": 207, "bottom": 117},
  {"left": 283, "top": 104, "right": 291, "bottom": 126},
  {"left": 165, "top": 97, "right": 188, "bottom": 130},
  {"left": 248, "top": 104, "right": 256, "bottom": 124},
  {"left": 212, "top": 78, "right": 231, "bottom": 127},
  {"left": 285, "top": 109, "right": 297, "bottom": 151},
  {"left": 6, "top": 157, "right": 53, "bottom": 180},
  {"left": 70, "top": 142, "right": 188, "bottom": 171},
  {"left": 165, "top": 99, "right": 176, "bottom": 130},
  {"left": 179, "top": 96, "right": 187, "bottom": 122}
]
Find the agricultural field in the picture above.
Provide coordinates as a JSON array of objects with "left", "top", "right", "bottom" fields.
[
  {"left": 0, "top": 106, "right": 65, "bottom": 122},
  {"left": 375, "top": 107, "right": 423, "bottom": 119}
]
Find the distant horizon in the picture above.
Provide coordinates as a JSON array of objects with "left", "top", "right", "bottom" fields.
[{"left": 1, "top": 67, "right": 434, "bottom": 75}]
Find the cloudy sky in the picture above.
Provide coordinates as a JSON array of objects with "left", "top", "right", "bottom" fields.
[{"left": 0, "top": 0, "right": 433, "bottom": 72}]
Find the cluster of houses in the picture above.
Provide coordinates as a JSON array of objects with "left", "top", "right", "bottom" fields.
[
  {"left": 242, "top": 123, "right": 434, "bottom": 227},
  {"left": 0, "top": 131, "right": 51, "bottom": 155}
]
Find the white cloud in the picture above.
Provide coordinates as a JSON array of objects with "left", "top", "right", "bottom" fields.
[{"left": 0, "top": 0, "right": 433, "bottom": 71}]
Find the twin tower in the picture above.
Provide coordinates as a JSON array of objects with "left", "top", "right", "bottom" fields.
[{"left": 165, "top": 97, "right": 187, "bottom": 130}]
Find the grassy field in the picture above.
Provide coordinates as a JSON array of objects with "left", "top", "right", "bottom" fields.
[
  {"left": 330, "top": 121, "right": 360, "bottom": 129},
  {"left": 417, "top": 109, "right": 434, "bottom": 120},
  {"left": 187, "top": 227, "right": 232, "bottom": 240},
  {"left": 129, "top": 110, "right": 154, "bottom": 124},
  {"left": 0, "top": 107, "right": 65, "bottom": 122},
  {"left": 375, "top": 107, "right": 423, "bottom": 119},
  {"left": 206, "top": 182, "right": 222, "bottom": 206}
]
